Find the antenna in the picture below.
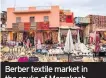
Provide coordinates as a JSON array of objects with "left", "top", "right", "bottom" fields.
[{"left": 14, "top": 0, "right": 16, "bottom": 8}]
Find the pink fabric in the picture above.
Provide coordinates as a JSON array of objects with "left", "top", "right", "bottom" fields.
[
  {"left": 36, "top": 32, "right": 43, "bottom": 43},
  {"left": 95, "top": 33, "right": 100, "bottom": 52},
  {"left": 95, "top": 44, "right": 100, "bottom": 52},
  {"left": 18, "top": 57, "right": 29, "bottom": 62},
  {"left": 90, "top": 37, "right": 93, "bottom": 44}
]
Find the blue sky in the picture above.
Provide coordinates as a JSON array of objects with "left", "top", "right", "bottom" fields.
[{"left": 0, "top": 0, "right": 106, "bottom": 16}]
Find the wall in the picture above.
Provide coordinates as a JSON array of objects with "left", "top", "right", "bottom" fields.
[
  {"left": 87, "top": 15, "right": 106, "bottom": 32},
  {"left": 7, "top": 6, "right": 60, "bottom": 28},
  {"left": 7, "top": 8, "right": 16, "bottom": 28}
]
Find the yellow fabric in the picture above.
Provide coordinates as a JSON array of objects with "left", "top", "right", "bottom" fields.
[
  {"left": 104, "top": 32, "right": 106, "bottom": 35},
  {"left": 82, "top": 57, "right": 94, "bottom": 62},
  {"left": 1, "top": 47, "right": 9, "bottom": 52}
]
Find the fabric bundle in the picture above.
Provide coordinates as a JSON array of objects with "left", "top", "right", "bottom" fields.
[{"left": 18, "top": 56, "right": 29, "bottom": 62}]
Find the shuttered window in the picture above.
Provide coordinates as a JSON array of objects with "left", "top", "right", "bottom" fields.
[{"left": 16, "top": 17, "right": 21, "bottom": 23}]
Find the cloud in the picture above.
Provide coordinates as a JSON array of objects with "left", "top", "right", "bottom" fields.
[{"left": 1, "top": 0, "right": 106, "bottom": 16}]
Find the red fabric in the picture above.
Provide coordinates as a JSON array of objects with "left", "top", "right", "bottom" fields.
[
  {"left": 96, "top": 34, "right": 100, "bottom": 44},
  {"left": 24, "top": 22, "right": 30, "bottom": 31},
  {"left": 95, "top": 33, "right": 100, "bottom": 52},
  {"left": 37, "top": 22, "right": 49, "bottom": 30},
  {"left": 66, "top": 13, "right": 73, "bottom": 23},
  {"left": 95, "top": 44, "right": 100, "bottom": 52}
]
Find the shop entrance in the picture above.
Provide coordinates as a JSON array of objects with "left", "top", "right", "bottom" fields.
[
  {"left": 43, "top": 31, "right": 53, "bottom": 44},
  {"left": 13, "top": 32, "right": 17, "bottom": 41},
  {"left": 23, "top": 31, "right": 35, "bottom": 46}
]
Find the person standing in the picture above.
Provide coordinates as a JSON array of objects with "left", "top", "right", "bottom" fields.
[{"left": 26, "top": 38, "right": 30, "bottom": 48}]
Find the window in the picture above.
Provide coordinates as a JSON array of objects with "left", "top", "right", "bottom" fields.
[
  {"left": 30, "top": 17, "right": 35, "bottom": 22},
  {"left": 68, "top": 16, "right": 71, "bottom": 19},
  {"left": 44, "top": 16, "right": 49, "bottom": 22},
  {"left": 16, "top": 17, "right": 21, "bottom": 23}
]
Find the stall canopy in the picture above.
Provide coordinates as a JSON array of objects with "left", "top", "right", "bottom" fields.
[{"left": 64, "top": 30, "right": 74, "bottom": 53}]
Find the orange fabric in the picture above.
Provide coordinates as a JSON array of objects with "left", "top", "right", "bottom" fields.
[{"left": 10, "top": 32, "right": 13, "bottom": 41}]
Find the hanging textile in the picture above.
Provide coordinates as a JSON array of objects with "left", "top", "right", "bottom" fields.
[
  {"left": 24, "top": 22, "right": 30, "bottom": 31},
  {"left": 43, "top": 31, "right": 52, "bottom": 44},
  {"left": 47, "top": 31, "right": 51, "bottom": 40},
  {"left": 19, "top": 23, "right": 24, "bottom": 31},
  {"left": 43, "top": 32, "right": 48, "bottom": 43},
  {"left": 36, "top": 32, "right": 43, "bottom": 43},
  {"left": 60, "top": 11, "right": 66, "bottom": 22},
  {"left": 30, "top": 22, "right": 36, "bottom": 30},
  {"left": 12, "top": 23, "right": 19, "bottom": 31},
  {"left": 2, "top": 32, "right": 8, "bottom": 44},
  {"left": 43, "top": 22, "right": 49, "bottom": 30},
  {"left": 71, "top": 30, "right": 77, "bottom": 35},
  {"left": 10, "top": 32, "right": 13, "bottom": 41},
  {"left": 52, "top": 31, "right": 58, "bottom": 43},
  {"left": 17, "top": 33, "right": 23, "bottom": 41},
  {"left": 66, "top": 14, "right": 73, "bottom": 23},
  {"left": 37, "top": 22, "right": 49, "bottom": 30},
  {"left": 95, "top": 32, "right": 100, "bottom": 52}
]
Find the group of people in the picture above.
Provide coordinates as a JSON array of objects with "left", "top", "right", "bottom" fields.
[{"left": 18, "top": 36, "right": 34, "bottom": 48}]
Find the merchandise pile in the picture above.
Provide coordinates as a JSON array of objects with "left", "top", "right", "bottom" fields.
[{"left": 0, "top": 44, "right": 104, "bottom": 62}]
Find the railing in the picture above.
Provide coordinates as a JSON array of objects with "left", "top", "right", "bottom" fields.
[
  {"left": 63, "top": 10, "right": 70, "bottom": 12},
  {"left": 15, "top": 6, "right": 51, "bottom": 11},
  {"left": 35, "top": 6, "right": 51, "bottom": 10},
  {"left": 15, "top": 7, "right": 29, "bottom": 11}
]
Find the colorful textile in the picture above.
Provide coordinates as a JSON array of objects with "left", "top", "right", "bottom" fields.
[
  {"left": 30, "top": 22, "right": 36, "bottom": 30},
  {"left": 19, "top": 23, "right": 24, "bottom": 31},
  {"left": 2, "top": 32, "right": 8, "bottom": 43},
  {"left": 60, "top": 12, "right": 66, "bottom": 22},
  {"left": 28, "top": 57, "right": 39, "bottom": 62},
  {"left": 24, "top": 22, "right": 30, "bottom": 31},
  {"left": 43, "top": 32, "right": 52, "bottom": 43},
  {"left": 17, "top": 33, "right": 23, "bottom": 41},
  {"left": 18, "top": 57, "right": 29, "bottom": 62},
  {"left": 43, "top": 32, "right": 48, "bottom": 43},
  {"left": 12, "top": 23, "right": 19, "bottom": 30},
  {"left": 52, "top": 32, "right": 58, "bottom": 43},
  {"left": 66, "top": 15, "right": 73, "bottom": 23},
  {"left": 36, "top": 32, "right": 43, "bottom": 43},
  {"left": 37, "top": 22, "right": 49, "bottom": 30}
]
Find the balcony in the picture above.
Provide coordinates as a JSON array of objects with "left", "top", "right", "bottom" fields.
[
  {"left": 75, "top": 17, "right": 90, "bottom": 26},
  {"left": 14, "top": 6, "right": 51, "bottom": 14},
  {"left": 12, "top": 22, "right": 50, "bottom": 31}
]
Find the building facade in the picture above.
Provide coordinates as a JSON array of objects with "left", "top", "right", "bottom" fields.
[
  {"left": 75, "top": 17, "right": 90, "bottom": 44},
  {"left": 87, "top": 15, "right": 106, "bottom": 44},
  {"left": 6, "top": 6, "right": 74, "bottom": 45}
]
